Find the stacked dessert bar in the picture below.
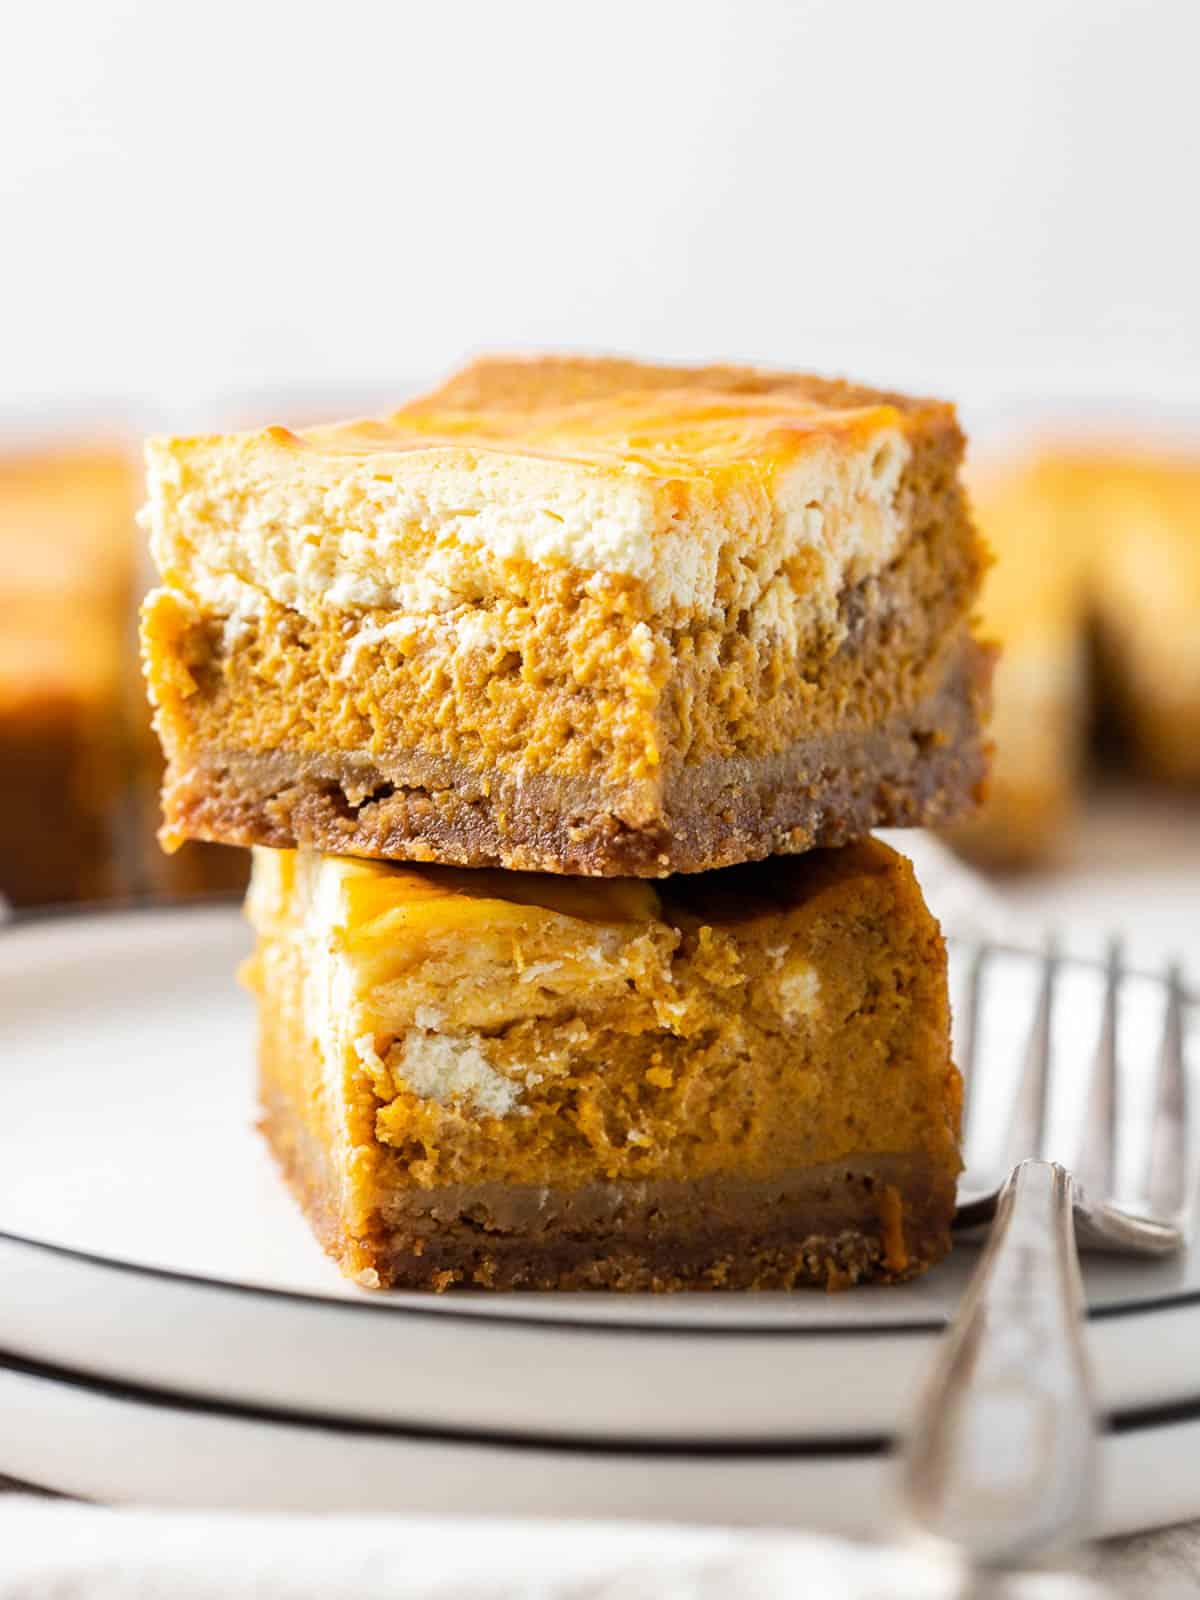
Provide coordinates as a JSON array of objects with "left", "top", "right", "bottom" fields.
[{"left": 141, "top": 356, "right": 992, "bottom": 1290}]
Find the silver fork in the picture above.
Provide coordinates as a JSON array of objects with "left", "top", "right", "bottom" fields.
[{"left": 897, "top": 938, "right": 1193, "bottom": 1575}]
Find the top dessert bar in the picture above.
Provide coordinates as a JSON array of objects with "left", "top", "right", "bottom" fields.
[{"left": 142, "top": 355, "right": 992, "bottom": 877}]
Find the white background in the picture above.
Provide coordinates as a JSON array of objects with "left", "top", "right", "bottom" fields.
[{"left": 2, "top": 0, "right": 1198, "bottom": 423}]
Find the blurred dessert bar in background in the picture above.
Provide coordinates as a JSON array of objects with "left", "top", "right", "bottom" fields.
[
  {"left": 141, "top": 355, "right": 993, "bottom": 879},
  {"left": 0, "top": 447, "right": 133, "bottom": 904},
  {"left": 0, "top": 442, "right": 245, "bottom": 906},
  {"left": 949, "top": 445, "right": 1200, "bottom": 869},
  {"left": 946, "top": 454, "right": 1090, "bottom": 868},
  {"left": 244, "top": 837, "right": 961, "bottom": 1290},
  {"left": 1088, "top": 455, "right": 1200, "bottom": 784}
]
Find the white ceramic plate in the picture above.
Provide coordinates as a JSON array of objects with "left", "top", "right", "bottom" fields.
[
  {"left": 7, "top": 1353, "right": 1200, "bottom": 1539},
  {"left": 1, "top": 903, "right": 1198, "bottom": 1534}
]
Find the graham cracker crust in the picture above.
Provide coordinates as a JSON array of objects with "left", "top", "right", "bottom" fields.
[{"left": 259, "top": 1084, "right": 956, "bottom": 1293}]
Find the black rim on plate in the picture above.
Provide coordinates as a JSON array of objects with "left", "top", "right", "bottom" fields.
[{"left": 3, "top": 1344, "right": 1200, "bottom": 1456}]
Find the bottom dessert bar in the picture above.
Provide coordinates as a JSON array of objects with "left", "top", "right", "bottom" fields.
[{"left": 244, "top": 840, "right": 961, "bottom": 1291}]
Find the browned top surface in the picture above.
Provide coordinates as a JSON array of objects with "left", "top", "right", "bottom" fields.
[{"left": 231, "top": 353, "right": 958, "bottom": 482}]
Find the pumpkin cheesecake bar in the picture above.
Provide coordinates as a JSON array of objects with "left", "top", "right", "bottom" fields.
[
  {"left": 946, "top": 455, "right": 1090, "bottom": 869},
  {"left": 0, "top": 444, "right": 249, "bottom": 906},
  {"left": 948, "top": 445, "right": 1200, "bottom": 868},
  {"left": 0, "top": 446, "right": 135, "bottom": 905},
  {"left": 244, "top": 836, "right": 961, "bottom": 1291},
  {"left": 143, "top": 354, "right": 992, "bottom": 878}
]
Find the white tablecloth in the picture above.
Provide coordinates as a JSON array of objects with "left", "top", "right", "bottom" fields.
[{"left": 0, "top": 1489, "right": 1138, "bottom": 1598}]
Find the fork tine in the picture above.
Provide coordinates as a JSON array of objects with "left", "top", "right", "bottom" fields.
[
  {"left": 956, "top": 942, "right": 989, "bottom": 1158},
  {"left": 1001, "top": 934, "right": 1059, "bottom": 1170},
  {"left": 1074, "top": 936, "right": 1122, "bottom": 1203},
  {"left": 1141, "top": 962, "right": 1190, "bottom": 1226}
]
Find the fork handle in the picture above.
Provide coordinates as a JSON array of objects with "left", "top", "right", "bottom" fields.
[{"left": 898, "top": 1160, "right": 1098, "bottom": 1571}]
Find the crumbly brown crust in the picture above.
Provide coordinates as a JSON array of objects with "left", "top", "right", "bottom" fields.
[
  {"left": 164, "top": 630, "right": 992, "bottom": 877},
  {"left": 259, "top": 1083, "right": 954, "bottom": 1291}
]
